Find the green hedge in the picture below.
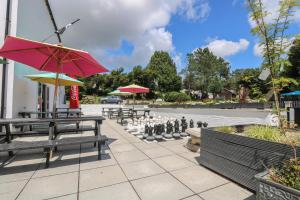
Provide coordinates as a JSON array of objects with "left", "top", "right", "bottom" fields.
[{"left": 164, "top": 92, "right": 191, "bottom": 103}]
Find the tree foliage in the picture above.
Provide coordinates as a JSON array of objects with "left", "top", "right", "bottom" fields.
[
  {"left": 146, "top": 51, "right": 182, "bottom": 93},
  {"left": 247, "top": 0, "right": 299, "bottom": 130},
  {"left": 183, "top": 48, "right": 230, "bottom": 97}
]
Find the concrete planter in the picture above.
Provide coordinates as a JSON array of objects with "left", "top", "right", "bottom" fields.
[
  {"left": 255, "top": 171, "right": 300, "bottom": 200},
  {"left": 199, "top": 128, "right": 300, "bottom": 191}
]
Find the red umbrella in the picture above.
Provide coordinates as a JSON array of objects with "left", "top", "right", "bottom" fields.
[
  {"left": 0, "top": 36, "right": 109, "bottom": 114},
  {"left": 118, "top": 84, "right": 149, "bottom": 108}
]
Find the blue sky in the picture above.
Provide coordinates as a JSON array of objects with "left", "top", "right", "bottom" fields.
[{"left": 50, "top": 0, "right": 300, "bottom": 72}]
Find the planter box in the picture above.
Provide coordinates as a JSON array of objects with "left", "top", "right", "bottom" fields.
[
  {"left": 255, "top": 171, "right": 300, "bottom": 200},
  {"left": 199, "top": 128, "right": 300, "bottom": 191}
]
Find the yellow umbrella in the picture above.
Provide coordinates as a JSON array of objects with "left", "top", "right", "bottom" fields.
[{"left": 25, "top": 73, "right": 83, "bottom": 86}]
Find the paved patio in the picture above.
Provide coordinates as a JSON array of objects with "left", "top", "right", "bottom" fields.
[{"left": 0, "top": 119, "right": 255, "bottom": 200}]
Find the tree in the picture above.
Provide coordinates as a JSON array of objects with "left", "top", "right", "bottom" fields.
[
  {"left": 230, "top": 68, "right": 268, "bottom": 100},
  {"left": 208, "top": 77, "right": 224, "bottom": 99},
  {"left": 284, "top": 36, "right": 300, "bottom": 79},
  {"left": 184, "top": 48, "right": 230, "bottom": 97},
  {"left": 146, "top": 51, "right": 182, "bottom": 93},
  {"left": 247, "top": 0, "right": 299, "bottom": 131}
]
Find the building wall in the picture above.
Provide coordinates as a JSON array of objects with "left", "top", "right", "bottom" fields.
[
  {"left": 0, "top": 0, "right": 18, "bottom": 118},
  {"left": 12, "top": 0, "right": 59, "bottom": 117}
]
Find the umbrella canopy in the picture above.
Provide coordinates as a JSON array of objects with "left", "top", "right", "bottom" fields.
[
  {"left": 108, "top": 90, "right": 132, "bottom": 96},
  {"left": 0, "top": 36, "right": 108, "bottom": 114},
  {"left": 0, "top": 36, "right": 108, "bottom": 77},
  {"left": 118, "top": 84, "right": 149, "bottom": 93},
  {"left": 25, "top": 73, "right": 83, "bottom": 86},
  {"left": 281, "top": 91, "right": 300, "bottom": 96}
]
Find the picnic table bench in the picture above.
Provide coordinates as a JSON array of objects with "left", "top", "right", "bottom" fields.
[
  {"left": 0, "top": 116, "right": 107, "bottom": 168},
  {"left": 116, "top": 109, "right": 134, "bottom": 125}
]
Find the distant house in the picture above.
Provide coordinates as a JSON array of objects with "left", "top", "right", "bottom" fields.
[{"left": 217, "top": 88, "right": 236, "bottom": 100}]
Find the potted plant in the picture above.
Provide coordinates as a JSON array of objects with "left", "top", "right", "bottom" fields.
[{"left": 255, "top": 141, "right": 299, "bottom": 199}]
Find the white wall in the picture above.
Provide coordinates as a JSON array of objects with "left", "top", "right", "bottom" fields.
[
  {"left": 12, "top": 0, "right": 59, "bottom": 117},
  {"left": 0, "top": 0, "right": 18, "bottom": 118}
]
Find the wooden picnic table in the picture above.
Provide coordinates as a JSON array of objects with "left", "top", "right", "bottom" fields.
[
  {"left": 19, "top": 110, "right": 82, "bottom": 118},
  {"left": 132, "top": 108, "right": 150, "bottom": 117},
  {"left": 0, "top": 115, "right": 105, "bottom": 143},
  {"left": 0, "top": 115, "right": 107, "bottom": 167}
]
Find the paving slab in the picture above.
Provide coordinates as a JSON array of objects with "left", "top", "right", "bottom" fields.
[
  {"left": 120, "top": 159, "right": 165, "bottom": 180},
  {"left": 179, "top": 152, "right": 201, "bottom": 164},
  {"left": 164, "top": 144, "right": 190, "bottom": 154},
  {"left": 131, "top": 173, "right": 193, "bottom": 200},
  {"left": 109, "top": 143, "right": 138, "bottom": 153},
  {"left": 0, "top": 180, "right": 27, "bottom": 200},
  {"left": 50, "top": 193, "right": 77, "bottom": 200},
  {"left": 153, "top": 154, "right": 196, "bottom": 171},
  {"left": 79, "top": 165, "right": 127, "bottom": 191},
  {"left": 113, "top": 149, "right": 148, "bottom": 164},
  {"left": 199, "top": 183, "right": 255, "bottom": 200},
  {"left": 134, "top": 141, "right": 161, "bottom": 150},
  {"left": 79, "top": 182, "right": 140, "bottom": 200},
  {"left": 182, "top": 195, "right": 204, "bottom": 200},
  {"left": 18, "top": 172, "right": 78, "bottom": 200},
  {"left": 141, "top": 146, "right": 174, "bottom": 158},
  {"left": 0, "top": 163, "right": 38, "bottom": 183},
  {"left": 80, "top": 153, "right": 117, "bottom": 171},
  {"left": 33, "top": 159, "right": 79, "bottom": 178},
  {"left": 171, "top": 166, "right": 229, "bottom": 193}
]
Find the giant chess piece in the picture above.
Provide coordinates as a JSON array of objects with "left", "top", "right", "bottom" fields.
[
  {"left": 181, "top": 117, "right": 188, "bottom": 133},
  {"left": 203, "top": 122, "right": 208, "bottom": 128},
  {"left": 163, "top": 121, "right": 173, "bottom": 139},
  {"left": 173, "top": 119, "right": 181, "bottom": 139},
  {"left": 197, "top": 121, "right": 203, "bottom": 128},
  {"left": 154, "top": 124, "right": 163, "bottom": 141},
  {"left": 143, "top": 124, "right": 149, "bottom": 139},
  {"left": 146, "top": 126, "right": 155, "bottom": 141},
  {"left": 189, "top": 119, "right": 194, "bottom": 128}
]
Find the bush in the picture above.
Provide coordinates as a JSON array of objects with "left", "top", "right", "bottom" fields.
[
  {"left": 215, "top": 126, "right": 235, "bottom": 134},
  {"left": 164, "top": 92, "right": 191, "bottom": 103},
  {"left": 244, "top": 125, "right": 283, "bottom": 142},
  {"left": 270, "top": 159, "right": 300, "bottom": 190}
]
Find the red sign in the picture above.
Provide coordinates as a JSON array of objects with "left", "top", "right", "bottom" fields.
[{"left": 70, "top": 85, "right": 80, "bottom": 108}]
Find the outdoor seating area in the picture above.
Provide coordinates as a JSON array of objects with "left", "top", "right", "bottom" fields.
[
  {"left": 0, "top": 118, "right": 255, "bottom": 200},
  {"left": 1, "top": 1, "right": 299, "bottom": 199}
]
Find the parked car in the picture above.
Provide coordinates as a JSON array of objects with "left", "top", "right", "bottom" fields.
[{"left": 100, "top": 96, "right": 123, "bottom": 104}]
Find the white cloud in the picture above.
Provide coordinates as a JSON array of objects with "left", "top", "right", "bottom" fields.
[
  {"left": 180, "top": 0, "right": 211, "bottom": 21},
  {"left": 248, "top": 0, "right": 300, "bottom": 27},
  {"left": 253, "top": 43, "right": 263, "bottom": 56},
  {"left": 46, "top": 0, "right": 211, "bottom": 70},
  {"left": 253, "top": 38, "right": 294, "bottom": 57},
  {"left": 202, "top": 38, "right": 250, "bottom": 57}
]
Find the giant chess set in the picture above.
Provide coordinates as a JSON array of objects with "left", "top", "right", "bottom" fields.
[{"left": 124, "top": 115, "right": 208, "bottom": 142}]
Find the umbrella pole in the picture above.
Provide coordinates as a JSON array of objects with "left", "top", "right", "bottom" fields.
[{"left": 52, "top": 71, "right": 59, "bottom": 118}]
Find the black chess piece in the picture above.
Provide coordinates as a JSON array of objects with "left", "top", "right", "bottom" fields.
[
  {"left": 143, "top": 124, "right": 149, "bottom": 139},
  {"left": 174, "top": 119, "right": 180, "bottom": 133},
  {"left": 164, "top": 121, "right": 173, "bottom": 139},
  {"left": 154, "top": 124, "right": 163, "bottom": 141},
  {"left": 173, "top": 119, "right": 181, "bottom": 139},
  {"left": 147, "top": 126, "right": 155, "bottom": 141},
  {"left": 203, "top": 122, "right": 208, "bottom": 127},
  {"left": 190, "top": 119, "right": 194, "bottom": 128},
  {"left": 181, "top": 117, "right": 188, "bottom": 133},
  {"left": 197, "top": 121, "right": 203, "bottom": 128}
]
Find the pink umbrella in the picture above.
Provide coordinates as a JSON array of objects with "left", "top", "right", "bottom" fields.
[
  {"left": 0, "top": 36, "right": 109, "bottom": 114},
  {"left": 118, "top": 84, "right": 149, "bottom": 108}
]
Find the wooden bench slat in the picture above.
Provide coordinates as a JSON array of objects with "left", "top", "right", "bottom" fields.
[{"left": 0, "top": 140, "right": 53, "bottom": 151}]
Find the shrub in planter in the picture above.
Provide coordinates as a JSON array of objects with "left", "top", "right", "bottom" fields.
[
  {"left": 255, "top": 158, "right": 300, "bottom": 199},
  {"left": 164, "top": 92, "right": 191, "bottom": 103},
  {"left": 199, "top": 125, "right": 300, "bottom": 191}
]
